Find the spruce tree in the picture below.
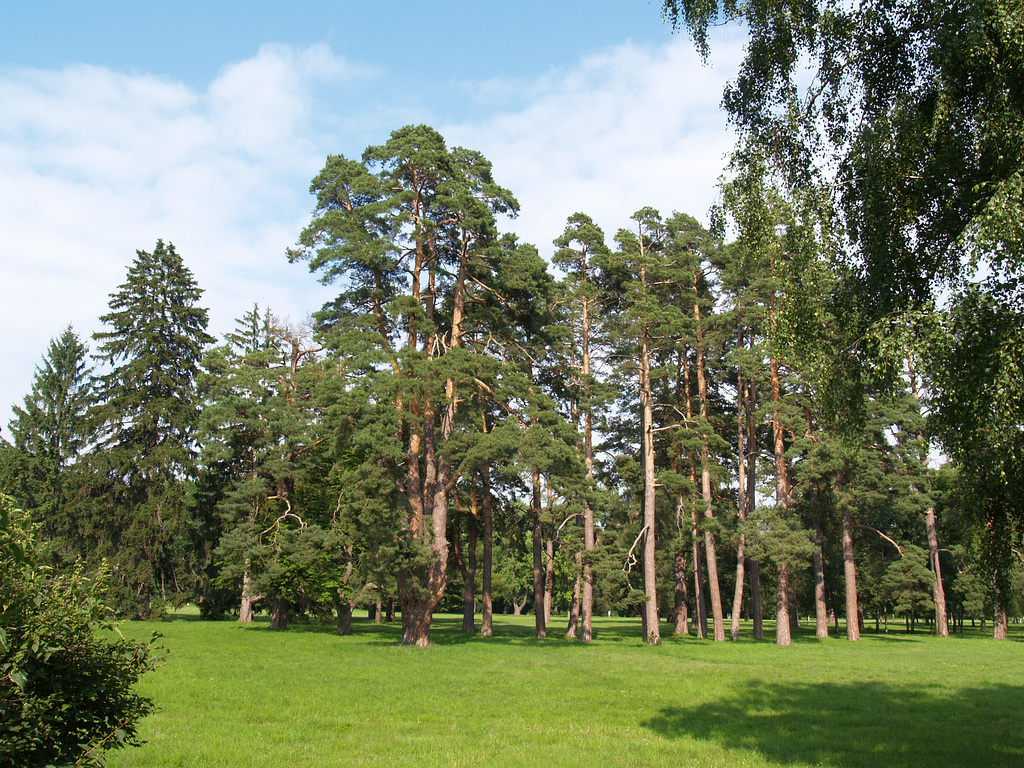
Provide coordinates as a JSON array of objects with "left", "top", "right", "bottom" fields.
[
  {"left": 91, "top": 240, "right": 214, "bottom": 617},
  {"left": 6, "top": 326, "right": 95, "bottom": 559}
]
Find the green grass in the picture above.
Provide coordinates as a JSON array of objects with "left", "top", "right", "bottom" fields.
[{"left": 106, "top": 613, "right": 1024, "bottom": 767}]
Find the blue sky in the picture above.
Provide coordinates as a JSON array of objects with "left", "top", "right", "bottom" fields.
[{"left": 1, "top": 1, "right": 744, "bottom": 426}]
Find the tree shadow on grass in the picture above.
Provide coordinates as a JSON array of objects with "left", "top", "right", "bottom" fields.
[{"left": 642, "top": 679, "right": 1024, "bottom": 768}]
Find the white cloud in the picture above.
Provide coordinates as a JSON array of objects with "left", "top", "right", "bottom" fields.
[
  {"left": 0, "top": 34, "right": 744, "bottom": 429},
  {"left": 445, "top": 34, "right": 743, "bottom": 255},
  {"left": 0, "top": 45, "right": 363, "bottom": 424}
]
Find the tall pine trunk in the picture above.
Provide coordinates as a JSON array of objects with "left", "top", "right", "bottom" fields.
[
  {"left": 840, "top": 492, "right": 860, "bottom": 641},
  {"left": 640, "top": 327, "right": 660, "bottom": 645},
  {"left": 926, "top": 507, "right": 948, "bottom": 637},
  {"left": 770, "top": 355, "right": 792, "bottom": 647},
  {"left": 684, "top": 353, "right": 708, "bottom": 638},
  {"left": 532, "top": 468, "right": 547, "bottom": 639},
  {"left": 481, "top": 465, "right": 495, "bottom": 638},
  {"left": 910, "top": 354, "right": 948, "bottom": 638},
  {"left": 673, "top": 539, "right": 691, "bottom": 635},
  {"left": 239, "top": 567, "right": 254, "bottom": 623},
  {"left": 695, "top": 280, "right": 724, "bottom": 641},
  {"left": 566, "top": 551, "right": 581, "bottom": 638},
  {"left": 813, "top": 519, "right": 829, "bottom": 638},
  {"left": 745, "top": 377, "right": 764, "bottom": 640}
]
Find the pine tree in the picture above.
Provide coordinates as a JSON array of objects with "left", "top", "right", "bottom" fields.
[
  {"left": 552, "top": 213, "right": 612, "bottom": 642},
  {"left": 290, "top": 126, "right": 524, "bottom": 645}
]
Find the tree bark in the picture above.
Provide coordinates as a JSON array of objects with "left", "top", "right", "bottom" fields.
[
  {"left": 775, "top": 564, "right": 792, "bottom": 646},
  {"left": 532, "top": 468, "right": 547, "bottom": 639},
  {"left": 813, "top": 522, "right": 829, "bottom": 638},
  {"left": 544, "top": 533, "right": 555, "bottom": 625},
  {"left": 925, "top": 507, "right": 949, "bottom": 637},
  {"left": 335, "top": 594, "right": 353, "bottom": 635},
  {"left": 840, "top": 494, "right": 861, "bottom": 641},
  {"left": 673, "top": 543, "right": 690, "bottom": 635},
  {"left": 909, "top": 354, "right": 948, "bottom": 638},
  {"left": 731, "top": 364, "right": 748, "bottom": 642},
  {"left": 481, "top": 466, "right": 494, "bottom": 638},
  {"left": 462, "top": 503, "right": 477, "bottom": 633},
  {"left": 749, "top": 559, "right": 764, "bottom": 639},
  {"left": 566, "top": 550, "right": 581, "bottom": 638},
  {"left": 692, "top": 533, "right": 707, "bottom": 638},
  {"left": 270, "top": 593, "right": 288, "bottom": 631},
  {"left": 770, "top": 354, "right": 791, "bottom": 647},
  {"left": 238, "top": 567, "right": 254, "bottom": 623},
  {"left": 580, "top": 273, "right": 597, "bottom": 644},
  {"left": 640, "top": 325, "right": 660, "bottom": 645},
  {"left": 401, "top": 597, "right": 434, "bottom": 646},
  {"left": 695, "top": 281, "right": 725, "bottom": 642}
]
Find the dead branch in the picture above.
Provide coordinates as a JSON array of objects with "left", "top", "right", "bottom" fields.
[
  {"left": 853, "top": 524, "right": 904, "bottom": 556},
  {"left": 623, "top": 525, "right": 649, "bottom": 574}
]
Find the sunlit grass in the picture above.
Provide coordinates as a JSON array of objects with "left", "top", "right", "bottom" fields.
[{"left": 106, "top": 612, "right": 1024, "bottom": 767}]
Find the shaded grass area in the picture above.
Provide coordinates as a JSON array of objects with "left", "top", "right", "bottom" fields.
[{"left": 107, "top": 614, "right": 1024, "bottom": 767}]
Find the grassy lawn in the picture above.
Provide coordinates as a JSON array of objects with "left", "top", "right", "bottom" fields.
[{"left": 106, "top": 612, "right": 1024, "bottom": 767}]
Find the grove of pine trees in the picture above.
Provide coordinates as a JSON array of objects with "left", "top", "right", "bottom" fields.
[{"left": 3, "top": 0, "right": 1022, "bottom": 651}]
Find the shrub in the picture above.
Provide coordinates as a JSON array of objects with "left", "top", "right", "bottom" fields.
[{"left": 0, "top": 495, "right": 163, "bottom": 767}]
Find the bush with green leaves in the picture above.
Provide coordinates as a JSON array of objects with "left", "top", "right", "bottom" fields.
[{"left": 0, "top": 495, "right": 162, "bottom": 768}]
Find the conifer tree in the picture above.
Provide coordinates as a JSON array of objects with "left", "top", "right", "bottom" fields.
[
  {"left": 90, "top": 240, "right": 213, "bottom": 617},
  {"left": 552, "top": 213, "right": 612, "bottom": 642},
  {"left": 290, "top": 126, "right": 523, "bottom": 645},
  {"left": 6, "top": 326, "right": 95, "bottom": 560}
]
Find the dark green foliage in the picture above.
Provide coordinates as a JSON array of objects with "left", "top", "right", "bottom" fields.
[
  {"left": 930, "top": 286, "right": 1024, "bottom": 600},
  {"left": 878, "top": 545, "right": 935, "bottom": 631},
  {"left": 0, "top": 495, "right": 161, "bottom": 767},
  {"left": 5, "top": 326, "right": 96, "bottom": 564},
  {"left": 90, "top": 240, "right": 214, "bottom": 617}
]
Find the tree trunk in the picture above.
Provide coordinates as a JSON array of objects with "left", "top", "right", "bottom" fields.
[
  {"left": 813, "top": 520, "right": 829, "bottom": 638},
  {"left": 462, "top": 505, "right": 477, "bottom": 633},
  {"left": 745, "top": 376, "right": 763, "bottom": 640},
  {"left": 775, "top": 564, "right": 792, "bottom": 646},
  {"left": 335, "top": 594, "right": 353, "bottom": 635},
  {"left": 513, "top": 595, "right": 526, "bottom": 616},
  {"left": 270, "top": 593, "right": 288, "bottom": 631},
  {"left": 683, "top": 349, "right": 707, "bottom": 639},
  {"left": 749, "top": 559, "right": 764, "bottom": 640},
  {"left": 580, "top": 290, "right": 597, "bottom": 645},
  {"left": 481, "top": 466, "right": 494, "bottom": 638},
  {"left": 730, "top": 368, "right": 748, "bottom": 642},
  {"left": 544, "top": 528, "right": 555, "bottom": 625},
  {"left": 540, "top": 489, "right": 557, "bottom": 626},
  {"left": 925, "top": 507, "right": 949, "bottom": 637},
  {"left": 674, "top": 544, "right": 690, "bottom": 635},
  {"left": 532, "top": 468, "right": 547, "bottom": 639},
  {"left": 695, "top": 287, "right": 724, "bottom": 641},
  {"left": 401, "top": 597, "right": 433, "bottom": 646},
  {"left": 693, "top": 536, "right": 708, "bottom": 638},
  {"left": 770, "top": 354, "right": 791, "bottom": 647},
  {"left": 239, "top": 568, "right": 254, "bottom": 623},
  {"left": 840, "top": 495, "right": 860, "bottom": 641},
  {"left": 909, "top": 355, "right": 948, "bottom": 638},
  {"left": 566, "top": 550, "right": 581, "bottom": 638},
  {"left": 640, "top": 328, "right": 660, "bottom": 645}
]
